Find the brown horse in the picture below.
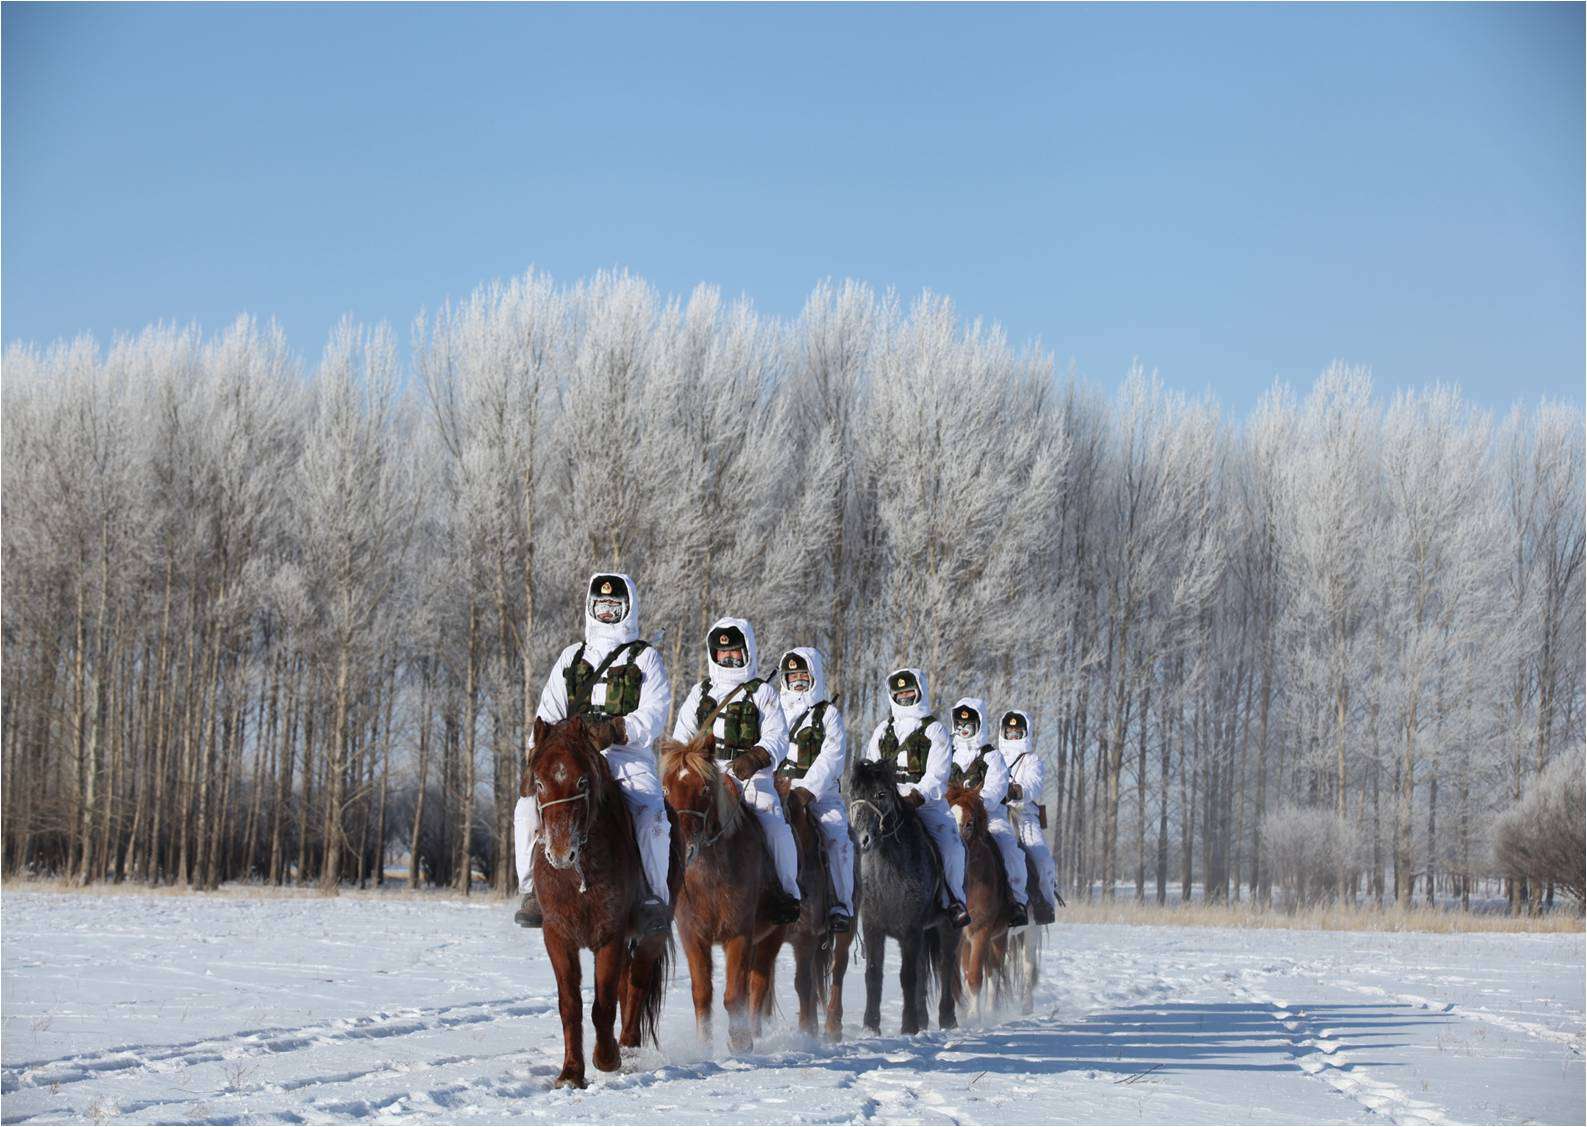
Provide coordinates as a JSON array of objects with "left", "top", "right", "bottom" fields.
[
  {"left": 946, "top": 781, "right": 1012, "bottom": 1022},
  {"left": 523, "top": 716, "right": 682, "bottom": 1089},
  {"left": 657, "top": 730, "right": 787, "bottom": 1053},
  {"left": 749, "top": 777, "right": 857, "bottom": 1041}
]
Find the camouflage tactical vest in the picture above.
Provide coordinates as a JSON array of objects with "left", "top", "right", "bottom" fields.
[
  {"left": 878, "top": 716, "right": 936, "bottom": 784},
  {"left": 564, "top": 640, "right": 650, "bottom": 718},
  {"left": 695, "top": 677, "right": 765, "bottom": 760},
  {"left": 779, "top": 701, "right": 830, "bottom": 779},
  {"left": 951, "top": 744, "right": 996, "bottom": 790}
]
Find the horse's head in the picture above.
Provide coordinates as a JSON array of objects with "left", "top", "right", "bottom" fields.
[
  {"left": 945, "top": 781, "right": 989, "bottom": 843},
  {"left": 848, "top": 756, "right": 905, "bottom": 853},
  {"left": 526, "top": 716, "right": 619, "bottom": 871},
  {"left": 657, "top": 730, "right": 742, "bottom": 864}
]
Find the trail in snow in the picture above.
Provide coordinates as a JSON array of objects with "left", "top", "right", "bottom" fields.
[{"left": 3, "top": 890, "right": 1581, "bottom": 1125}]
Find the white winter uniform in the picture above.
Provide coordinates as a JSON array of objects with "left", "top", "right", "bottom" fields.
[
  {"left": 1000, "top": 708, "right": 1058, "bottom": 907},
  {"left": 861, "top": 668, "right": 968, "bottom": 906},
  {"left": 514, "top": 572, "right": 672, "bottom": 903},
  {"left": 778, "top": 647, "right": 854, "bottom": 916},
  {"left": 672, "top": 618, "right": 800, "bottom": 901},
  {"left": 950, "top": 697, "right": 1029, "bottom": 908}
]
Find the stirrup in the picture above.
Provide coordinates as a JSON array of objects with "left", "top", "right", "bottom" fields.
[
  {"left": 948, "top": 900, "right": 972, "bottom": 929},
  {"left": 1008, "top": 902, "right": 1029, "bottom": 928},
  {"left": 829, "top": 908, "right": 853, "bottom": 934},
  {"left": 514, "top": 891, "right": 544, "bottom": 929}
]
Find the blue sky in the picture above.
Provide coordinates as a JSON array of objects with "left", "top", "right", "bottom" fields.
[{"left": 4, "top": 3, "right": 1581, "bottom": 409}]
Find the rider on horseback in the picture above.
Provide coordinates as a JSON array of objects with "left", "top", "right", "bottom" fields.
[
  {"left": 513, "top": 572, "right": 675, "bottom": 936},
  {"left": 999, "top": 708, "right": 1060, "bottom": 912},
  {"left": 948, "top": 697, "right": 1030, "bottom": 928},
  {"left": 672, "top": 618, "right": 803, "bottom": 926},
  {"left": 862, "top": 668, "right": 973, "bottom": 929},
  {"left": 777, "top": 647, "right": 855, "bottom": 934}
]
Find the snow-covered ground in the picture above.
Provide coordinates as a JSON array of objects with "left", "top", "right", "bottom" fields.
[{"left": 2, "top": 888, "right": 1581, "bottom": 1126}]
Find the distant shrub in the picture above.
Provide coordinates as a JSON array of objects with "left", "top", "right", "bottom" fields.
[
  {"left": 1495, "top": 754, "right": 1585, "bottom": 905},
  {"left": 1262, "top": 805, "right": 1359, "bottom": 910}
]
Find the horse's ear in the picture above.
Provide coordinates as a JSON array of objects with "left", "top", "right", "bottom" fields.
[{"left": 532, "top": 716, "right": 548, "bottom": 749}]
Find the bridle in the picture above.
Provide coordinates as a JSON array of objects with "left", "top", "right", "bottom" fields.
[
  {"left": 535, "top": 775, "right": 595, "bottom": 892},
  {"left": 672, "top": 772, "right": 734, "bottom": 867},
  {"left": 848, "top": 795, "right": 902, "bottom": 842}
]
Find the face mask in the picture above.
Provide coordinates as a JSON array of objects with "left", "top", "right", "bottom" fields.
[
  {"left": 892, "top": 687, "right": 920, "bottom": 707},
  {"left": 590, "top": 596, "right": 628, "bottom": 624},
  {"left": 1003, "top": 724, "right": 1026, "bottom": 741},
  {"left": 714, "top": 646, "right": 747, "bottom": 669},
  {"left": 785, "top": 670, "right": 813, "bottom": 693},
  {"left": 954, "top": 716, "right": 980, "bottom": 739}
]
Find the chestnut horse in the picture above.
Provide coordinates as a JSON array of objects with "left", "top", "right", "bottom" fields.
[
  {"left": 945, "top": 781, "right": 1013, "bottom": 1022},
  {"left": 657, "top": 730, "right": 787, "bottom": 1052},
  {"left": 750, "top": 777, "right": 858, "bottom": 1041},
  {"left": 523, "top": 716, "right": 682, "bottom": 1089}
]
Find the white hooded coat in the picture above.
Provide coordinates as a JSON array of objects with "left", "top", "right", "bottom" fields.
[
  {"left": 777, "top": 647, "right": 847, "bottom": 803},
  {"left": 949, "top": 696, "right": 1011, "bottom": 807},
  {"left": 863, "top": 667, "right": 952, "bottom": 802},
  {"left": 527, "top": 571, "right": 671, "bottom": 756},
  {"left": 998, "top": 708, "right": 1044, "bottom": 808},
  {"left": 671, "top": 617, "right": 788, "bottom": 768}
]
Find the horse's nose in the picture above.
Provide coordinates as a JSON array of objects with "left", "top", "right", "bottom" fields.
[
  {"left": 547, "top": 842, "right": 579, "bottom": 869},
  {"left": 857, "top": 832, "right": 874, "bottom": 852}
]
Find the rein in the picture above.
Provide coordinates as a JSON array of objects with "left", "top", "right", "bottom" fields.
[{"left": 674, "top": 805, "right": 728, "bottom": 867}]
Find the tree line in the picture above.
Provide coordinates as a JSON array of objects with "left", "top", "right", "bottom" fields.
[{"left": 3, "top": 269, "right": 1582, "bottom": 911}]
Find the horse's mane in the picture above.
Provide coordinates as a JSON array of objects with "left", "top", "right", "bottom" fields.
[
  {"left": 528, "top": 716, "right": 620, "bottom": 814},
  {"left": 656, "top": 730, "right": 745, "bottom": 836},
  {"left": 850, "top": 755, "right": 900, "bottom": 794},
  {"left": 945, "top": 782, "right": 990, "bottom": 840}
]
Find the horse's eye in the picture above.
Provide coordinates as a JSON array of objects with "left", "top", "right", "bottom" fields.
[{"left": 578, "top": 776, "right": 588, "bottom": 791}]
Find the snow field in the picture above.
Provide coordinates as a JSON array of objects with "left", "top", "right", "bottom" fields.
[{"left": 2, "top": 889, "right": 1581, "bottom": 1125}]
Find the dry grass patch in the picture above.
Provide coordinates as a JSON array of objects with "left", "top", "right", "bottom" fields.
[{"left": 1059, "top": 897, "right": 1584, "bottom": 934}]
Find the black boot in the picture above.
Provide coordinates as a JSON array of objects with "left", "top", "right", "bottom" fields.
[
  {"left": 948, "top": 900, "right": 972, "bottom": 929},
  {"left": 829, "top": 908, "right": 853, "bottom": 934},
  {"left": 634, "top": 897, "right": 673, "bottom": 937},
  {"left": 769, "top": 889, "right": 802, "bottom": 926},
  {"left": 514, "top": 890, "right": 544, "bottom": 929},
  {"left": 1008, "top": 901, "right": 1029, "bottom": 928}
]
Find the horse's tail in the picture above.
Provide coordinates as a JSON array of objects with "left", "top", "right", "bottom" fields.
[
  {"left": 634, "top": 934, "right": 673, "bottom": 1049},
  {"left": 920, "top": 923, "right": 960, "bottom": 1012}
]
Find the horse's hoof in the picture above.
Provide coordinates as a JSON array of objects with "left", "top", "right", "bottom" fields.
[
  {"left": 553, "top": 1072, "right": 587, "bottom": 1090},
  {"left": 825, "top": 1027, "right": 844, "bottom": 1044},
  {"left": 939, "top": 1016, "right": 958, "bottom": 1030},
  {"left": 594, "top": 1047, "right": 621, "bottom": 1073},
  {"left": 619, "top": 1033, "right": 640, "bottom": 1049},
  {"left": 727, "top": 1030, "right": 752, "bottom": 1053}
]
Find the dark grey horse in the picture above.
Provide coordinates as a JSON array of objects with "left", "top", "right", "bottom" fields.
[{"left": 848, "top": 757, "right": 958, "bottom": 1034}]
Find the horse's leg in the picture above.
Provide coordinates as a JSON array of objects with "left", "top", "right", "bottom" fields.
[
  {"left": 791, "top": 934, "right": 816, "bottom": 1037},
  {"left": 1022, "top": 930, "right": 1039, "bottom": 1015},
  {"left": 825, "top": 928, "right": 851, "bottom": 1042},
  {"left": 591, "top": 940, "right": 624, "bottom": 1073},
  {"left": 619, "top": 936, "right": 657, "bottom": 1049},
  {"left": 862, "top": 926, "right": 884, "bottom": 1034},
  {"left": 966, "top": 931, "right": 987, "bottom": 1025},
  {"left": 723, "top": 933, "right": 753, "bottom": 1053},
  {"left": 898, "top": 933, "right": 921, "bottom": 1036},
  {"left": 747, "top": 933, "right": 780, "bottom": 1039},
  {"left": 683, "top": 932, "right": 714, "bottom": 1047},
  {"left": 545, "top": 930, "right": 587, "bottom": 1089}
]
